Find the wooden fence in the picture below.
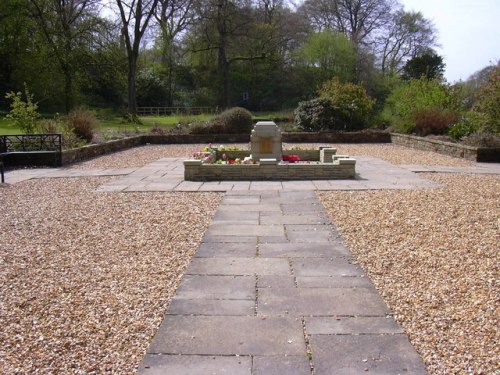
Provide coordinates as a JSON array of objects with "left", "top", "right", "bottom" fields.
[{"left": 137, "top": 107, "right": 217, "bottom": 116}]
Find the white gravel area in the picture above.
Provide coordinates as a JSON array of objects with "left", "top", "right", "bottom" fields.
[
  {"left": 71, "top": 143, "right": 473, "bottom": 169},
  {"left": 318, "top": 173, "right": 499, "bottom": 374},
  {"left": 0, "top": 177, "right": 221, "bottom": 373}
]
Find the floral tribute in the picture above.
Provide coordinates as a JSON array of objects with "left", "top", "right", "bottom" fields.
[{"left": 282, "top": 154, "right": 301, "bottom": 163}]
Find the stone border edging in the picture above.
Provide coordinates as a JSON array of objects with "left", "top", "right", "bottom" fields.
[
  {"left": 61, "top": 131, "right": 390, "bottom": 165},
  {"left": 390, "top": 133, "right": 499, "bottom": 162}
]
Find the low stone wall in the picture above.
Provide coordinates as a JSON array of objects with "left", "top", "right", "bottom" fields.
[
  {"left": 62, "top": 136, "right": 143, "bottom": 164},
  {"left": 184, "top": 159, "right": 356, "bottom": 181},
  {"left": 390, "top": 133, "right": 500, "bottom": 162},
  {"left": 58, "top": 131, "right": 497, "bottom": 166},
  {"left": 283, "top": 130, "right": 390, "bottom": 143}
]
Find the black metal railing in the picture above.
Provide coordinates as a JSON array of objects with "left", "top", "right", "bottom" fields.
[{"left": 0, "top": 133, "right": 62, "bottom": 153}]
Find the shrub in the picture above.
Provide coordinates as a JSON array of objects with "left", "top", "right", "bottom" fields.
[
  {"left": 318, "top": 78, "right": 375, "bottom": 130},
  {"left": 150, "top": 123, "right": 166, "bottom": 135},
  {"left": 4, "top": 85, "right": 40, "bottom": 134},
  {"left": 412, "top": 108, "right": 459, "bottom": 136},
  {"left": 212, "top": 107, "right": 253, "bottom": 134},
  {"left": 68, "top": 109, "right": 97, "bottom": 142},
  {"left": 473, "top": 65, "right": 500, "bottom": 134},
  {"left": 384, "top": 77, "right": 461, "bottom": 134},
  {"left": 462, "top": 130, "right": 500, "bottom": 148},
  {"left": 294, "top": 98, "right": 336, "bottom": 131},
  {"left": 448, "top": 112, "right": 484, "bottom": 140}
]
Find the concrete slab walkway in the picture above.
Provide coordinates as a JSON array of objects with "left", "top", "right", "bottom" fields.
[{"left": 137, "top": 191, "right": 428, "bottom": 375}]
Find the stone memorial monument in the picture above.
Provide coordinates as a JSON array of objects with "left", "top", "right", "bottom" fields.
[{"left": 250, "top": 121, "right": 282, "bottom": 162}]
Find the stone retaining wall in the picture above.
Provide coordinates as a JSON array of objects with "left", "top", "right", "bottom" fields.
[
  {"left": 390, "top": 133, "right": 499, "bottom": 162},
  {"left": 184, "top": 159, "right": 356, "bottom": 181}
]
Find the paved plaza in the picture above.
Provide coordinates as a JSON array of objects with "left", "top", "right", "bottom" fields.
[
  {"left": 4, "top": 156, "right": 499, "bottom": 190},
  {"left": 3, "top": 156, "right": 499, "bottom": 374}
]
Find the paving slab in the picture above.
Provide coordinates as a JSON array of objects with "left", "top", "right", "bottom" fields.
[
  {"left": 167, "top": 298, "right": 255, "bottom": 316},
  {"left": 186, "top": 258, "right": 291, "bottom": 276},
  {"left": 257, "top": 275, "right": 296, "bottom": 289},
  {"left": 257, "top": 287, "right": 389, "bottom": 316},
  {"left": 252, "top": 355, "right": 311, "bottom": 375},
  {"left": 292, "top": 258, "right": 363, "bottom": 277},
  {"left": 259, "top": 243, "right": 349, "bottom": 258},
  {"left": 296, "top": 276, "right": 372, "bottom": 288},
  {"left": 195, "top": 242, "right": 258, "bottom": 258},
  {"left": 287, "top": 230, "right": 336, "bottom": 243},
  {"left": 205, "top": 224, "right": 285, "bottom": 237},
  {"left": 310, "top": 334, "right": 428, "bottom": 375},
  {"left": 201, "top": 235, "right": 258, "bottom": 244},
  {"left": 306, "top": 316, "right": 404, "bottom": 335},
  {"left": 147, "top": 315, "right": 305, "bottom": 356},
  {"left": 212, "top": 210, "right": 260, "bottom": 224},
  {"left": 174, "top": 275, "right": 255, "bottom": 299},
  {"left": 137, "top": 354, "right": 252, "bottom": 375},
  {"left": 260, "top": 213, "right": 329, "bottom": 225}
]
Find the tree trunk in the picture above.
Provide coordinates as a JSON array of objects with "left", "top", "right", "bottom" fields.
[
  {"left": 127, "top": 52, "right": 138, "bottom": 115},
  {"left": 63, "top": 66, "right": 74, "bottom": 113}
]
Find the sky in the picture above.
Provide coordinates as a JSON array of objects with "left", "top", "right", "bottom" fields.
[{"left": 399, "top": 0, "right": 500, "bottom": 82}]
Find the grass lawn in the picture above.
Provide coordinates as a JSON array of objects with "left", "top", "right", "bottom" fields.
[{"left": 0, "top": 111, "right": 295, "bottom": 135}]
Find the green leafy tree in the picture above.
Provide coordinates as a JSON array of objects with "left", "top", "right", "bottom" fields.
[
  {"left": 5, "top": 85, "right": 41, "bottom": 134},
  {"left": 297, "top": 30, "right": 356, "bottom": 83},
  {"left": 27, "top": 0, "right": 105, "bottom": 112}
]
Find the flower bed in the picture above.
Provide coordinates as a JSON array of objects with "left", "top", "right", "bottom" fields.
[{"left": 184, "top": 145, "right": 356, "bottom": 181}]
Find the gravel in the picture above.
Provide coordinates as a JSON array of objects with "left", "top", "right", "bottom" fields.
[
  {"left": 0, "top": 177, "right": 221, "bottom": 373},
  {"left": 318, "top": 173, "right": 499, "bottom": 374},
  {"left": 71, "top": 143, "right": 473, "bottom": 170},
  {"left": 1, "top": 143, "right": 494, "bottom": 374}
]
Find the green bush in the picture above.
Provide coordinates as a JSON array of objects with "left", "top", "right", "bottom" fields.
[
  {"left": 212, "top": 107, "right": 253, "bottom": 134},
  {"left": 294, "top": 98, "right": 336, "bottom": 131},
  {"left": 384, "top": 77, "right": 461, "bottom": 134},
  {"left": 412, "top": 108, "right": 459, "bottom": 136},
  {"left": 190, "top": 107, "right": 253, "bottom": 134},
  {"left": 4, "top": 85, "right": 40, "bottom": 134},
  {"left": 318, "top": 78, "right": 374, "bottom": 131},
  {"left": 448, "top": 112, "right": 484, "bottom": 140},
  {"left": 68, "top": 109, "right": 97, "bottom": 142}
]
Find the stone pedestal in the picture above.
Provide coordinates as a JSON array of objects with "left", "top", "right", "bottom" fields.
[
  {"left": 250, "top": 121, "right": 282, "bottom": 162},
  {"left": 320, "top": 148, "right": 337, "bottom": 163}
]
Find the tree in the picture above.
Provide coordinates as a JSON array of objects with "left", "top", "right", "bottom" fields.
[
  {"left": 401, "top": 51, "right": 445, "bottom": 81},
  {"left": 299, "top": 0, "right": 395, "bottom": 47},
  {"left": 115, "top": 0, "right": 159, "bottom": 115},
  {"left": 378, "top": 10, "right": 437, "bottom": 75},
  {"left": 297, "top": 30, "right": 356, "bottom": 83},
  {"left": 27, "top": 0, "right": 103, "bottom": 112},
  {"left": 153, "top": 0, "right": 193, "bottom": 106},
  {"left": 188, "top": 0, "right": 276, "bottom": 108}
]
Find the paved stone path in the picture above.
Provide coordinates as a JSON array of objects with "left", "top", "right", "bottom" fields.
[{"left": 137, "top": 190, "right": 428, "bottom": 374}]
